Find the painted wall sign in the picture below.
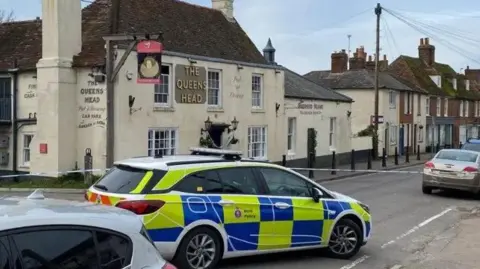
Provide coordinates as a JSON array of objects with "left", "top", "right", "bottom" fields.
[
  {"left": 174, "top": 65, "right": 207, "bottom": 104},
  {"left": 299, "top": 103, "right": 323, "bottom": 115},
  {"left": 24, "top": 83, "right": 37, "bottom": 98},
  {"left": 137, "top": 40, "right": 164, "bottom": 84},
  {"left": 78, "top": 80, "right": 106, "bottom": 128},
  {"left": 229, "top": 92, "right": 244, "bottom": 99}
]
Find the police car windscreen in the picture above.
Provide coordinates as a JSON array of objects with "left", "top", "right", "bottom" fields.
[
  {"left": 462, "top": 143, "right": 480, "bottom": 152},
  {"left": 94, "top": 165, "right": 157, "bottom": 194}
]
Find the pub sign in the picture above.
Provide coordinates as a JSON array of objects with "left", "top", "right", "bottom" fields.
[{"left": 137, "top": 40, "right": 164, "bottom": 84}]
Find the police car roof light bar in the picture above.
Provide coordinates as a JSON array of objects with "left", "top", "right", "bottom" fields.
[{"left": 189, "top": 147, "right": 242, "bottom": 160}]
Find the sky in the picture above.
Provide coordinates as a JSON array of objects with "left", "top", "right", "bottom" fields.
[{"left": 4, "top": 0, "right": 480, "bottom": 75}]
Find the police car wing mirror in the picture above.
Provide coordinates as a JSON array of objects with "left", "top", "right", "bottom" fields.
[{"left": 312, "top": 188, "right": 323, "bottom": 203}]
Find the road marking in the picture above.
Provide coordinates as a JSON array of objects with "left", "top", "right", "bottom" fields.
[
  {"left": 390, "top": 265, "right": 403, "bottom": 269},
  {"left": 381, "top": 208, "right": 453, "bottom": 249},
  {"left": 338, "top": 255, "right": 370, "bottom": 269}
]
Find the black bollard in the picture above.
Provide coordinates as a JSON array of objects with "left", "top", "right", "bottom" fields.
[
  {"left": 308, "top": 152, "right": 315, "bottom": 179},
  {"left": 282, "top": 154, "right": 286, "bottom": 166},
  {"left": 406, "top": 146, "right": 410, "bottom": 163},
  {"left": 394, "top": 147, "right": 399, "bottom": 165},
  {"left": 331, "top": 151, "right": 336, "bottom": 175},
  {"left": 382, "top": 148, "right": 386, "bottom": 167},
  {"left": 367, "top": 149, "right": 372, "bottom": 169},
  {"left": 417, "top": 145, "right": 420, "bottom": 160},
  {"left": 459, "top": 142, "right": 463, "bottom": 149},
  {"left": 350, "top": 149, "right": 355, "bottom": 171}
]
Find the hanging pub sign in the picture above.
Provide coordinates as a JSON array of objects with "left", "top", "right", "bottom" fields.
[{"left": 137, "top": 40, "right": 164, "bottom": 84}]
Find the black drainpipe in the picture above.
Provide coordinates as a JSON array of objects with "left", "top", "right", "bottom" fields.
[{"left": 10, "top": 59, "right": 19, "bottom": 174}]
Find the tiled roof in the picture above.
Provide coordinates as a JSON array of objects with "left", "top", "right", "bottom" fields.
[
  {"left": 284, "top": 68, "right": 352, "bottom": 102},
  {"left": 389, "top": 55, "right": 480, "bottom": 100},
  {"left": 0, "top": 0, "right": 266, "bottom": 71},
  {"left": 303, "top": 69, "right": 422, "bottom": 93}
]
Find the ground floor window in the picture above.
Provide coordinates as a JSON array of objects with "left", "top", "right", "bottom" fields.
[
  {"left": 418, "top": 127, "right": 424, "bottom": 142},
  {"left": 389, "top": 125, "right": 398, "bottom": 145},
  {"left": 247, "top": 126, "right": 267, "bottom": 159},
  {"left": 22, "top": 134, "right": 34, "bottom": 166},
  {"left": 148, "top": 128, "right": 178, "bottom": 157}
]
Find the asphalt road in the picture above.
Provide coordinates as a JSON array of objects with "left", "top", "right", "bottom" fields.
[{"left": 2, "top": 165, "right": 479, "bottom": 269}]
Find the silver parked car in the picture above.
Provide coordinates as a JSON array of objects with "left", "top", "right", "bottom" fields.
[
  {"left": 423, "top": 149, "right": 480, "bottom": 194},
  {"left": 0, "top": 190, "right": 177, "bottom": 269}
]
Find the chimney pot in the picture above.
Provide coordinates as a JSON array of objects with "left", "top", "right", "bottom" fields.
[
  {"left": 425, "top": 37, "right": 429, "bottom": 45},
  {"left": 467, "top": 65, "right": 470, "bottom": 70},
  {"left": 341, "top": 49, "right": 346, "bottom": 53},
  {"left": 383, "top": 54, "right": 387, "bottom": 60},
  {"left": 368, "top": 55, "right": 372, "bottom": 61},
  {"left": 420, "top": 38, "right": 424, "bottom": 45}
]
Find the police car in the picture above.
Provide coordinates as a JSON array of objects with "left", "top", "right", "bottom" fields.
[{"left": 86, "top": 148, "right": 372, "bottom": 269}]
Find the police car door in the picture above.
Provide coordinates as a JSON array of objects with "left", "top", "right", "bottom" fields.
[
  {"left": 256, "top": 167, "right": 327, "bottom": 249},
  {"left": 215, "top": 167, "right": 271, "bottom": 252}
]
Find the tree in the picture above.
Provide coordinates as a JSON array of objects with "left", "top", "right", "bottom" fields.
[{"left": 0, "top": 10, "right": 14, "bottom": 23}]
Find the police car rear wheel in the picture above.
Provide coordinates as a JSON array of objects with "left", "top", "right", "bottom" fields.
[
  {"left": 173, "top": 227, "right": 222, "bottom": 269},
  {"left": 327, "top": 218, "right": 362, "bottom": 259}
]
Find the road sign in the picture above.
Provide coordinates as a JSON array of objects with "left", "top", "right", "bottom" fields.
[
  {"left": 137, "top": 40, "right": 164, "bottom": 84},
  {"left": 370, "top": 115, "right": 384, "bottom": 124}
]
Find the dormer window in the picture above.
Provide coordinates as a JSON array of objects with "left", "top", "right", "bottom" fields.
[
  {"left": 453, "top": 78, "right": 457, "bottom": 90},
  {"left": 429, "top": 75, "right": 442, "bottom": 88},
  {"left": 466, "top": 80, "right": 470, "bottom": 91}
]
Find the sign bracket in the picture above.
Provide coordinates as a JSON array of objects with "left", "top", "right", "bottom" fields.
[{"left": 111, "top": 41, "right": 137, "bottom": 82}]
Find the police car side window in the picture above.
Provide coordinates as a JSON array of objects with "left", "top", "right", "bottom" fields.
[
  {"left": 0, "top": 236, "right": 11, "bottom": 269},
  {"left": 259, "top": 168, "right": 312, "bottom": 197},
  {"left": 174, "top": 171, "right": 223, "bottom": 194},
  {"left": 217, "top": 168, "right": 260, "bottom": 195}
]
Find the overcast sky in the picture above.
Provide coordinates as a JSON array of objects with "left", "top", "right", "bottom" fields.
[{"left": 4, "top": 0, "right": 480, "bottom": 74}]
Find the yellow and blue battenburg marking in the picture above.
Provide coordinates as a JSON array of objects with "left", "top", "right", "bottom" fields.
[{"left": 142, "top": 194, "right": 371, "bottom": 252}]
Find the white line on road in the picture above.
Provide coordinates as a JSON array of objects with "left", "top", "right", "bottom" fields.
[
  {"left": 381, "top": 208, "right": 453, "bottom": 249},
  {"left": 339, "top": 255, "right": 370, "bottom": 269},
  {"left": 390, "top": 265, "right": 403, "bottom": 269}
]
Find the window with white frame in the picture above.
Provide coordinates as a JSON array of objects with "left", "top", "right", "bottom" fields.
[
  {"left": 403, "top": 93, "right": 409, "bottom": 114},
  {"left": 418, "top": 127, "right": 424, "bottom": 142},
  {"left": 417, "top": 94, "right": 421, "bottom": 115},
  {"left": 436, "top": 97, "right": 441, "bottom": 116},
  {"left": 466, "top": 80, "right": 470, "bottom": 91},
  {"left": 329, "top": 117, "right": 336, "bottom": 147},
  {"left": 287, "top": 117, "right": 296, "bottom": 154},
  {"left": 444, "top": 98, "right": 448, "bottom": 116},
  {"left": 154, "top": 65, "right": 171, "bottom": 105},
  {"left": 248, "top": 126, "right": 267, "bottom": 159},
  {"left": 251, "top": 74, "right": 263, "bottom": 108},
  {"left": 389, "top": 125, "right": 398, "bottom": 145},
  {"left": 476, "top": 101, "right": 480, "bottom": 117},
  {"left": 426, "top": 97, "right": 430, "bottom": 116},
  {"left": 147, "top": 128, "right": 178, "bottom": 157},
  {"left": 466, "top": 101, "right": 469, "bottom": 117},
  {"left": 389, "top": 91, "right": 396, "bottom": 108},
  {"left": 460, "top": 101, "right": 464, "bottom": 117},
  {"left": 22, "top": 134, "right": 34, "bottom": 166},
  {"left": 207, "top": 70, "right": 221, "bottom": 106}
]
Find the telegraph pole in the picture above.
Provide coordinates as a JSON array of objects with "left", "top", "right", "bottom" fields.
[{"left": 373, "top": 3, "right": 382, "bottom": 158}]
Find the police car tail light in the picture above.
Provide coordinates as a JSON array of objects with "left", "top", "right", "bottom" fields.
[
  {"left": 463, "top": 166, "right": 478, "bottom": 173},
  {"left": 116, "top": 200, "right": 165, "bottom": 215},
  {"left": 161, "top": 262, "right": 177, "bottom": 269},
  {"left": 424, "top": 162, "right": 435, "bottom": 169}
]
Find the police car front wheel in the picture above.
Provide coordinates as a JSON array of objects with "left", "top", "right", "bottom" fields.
[
  {"left": 327, "top": 218, "right": 363, "bottom": 259},
  {"left": 173, "top": 227, "right": 223, "bottom": 269}
]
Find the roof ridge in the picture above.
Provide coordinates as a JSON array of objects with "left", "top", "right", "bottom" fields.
[{"left": 0, "top": 19, "right": 41, "bottom": 26}]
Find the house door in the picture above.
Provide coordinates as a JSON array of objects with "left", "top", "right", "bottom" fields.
[
  {"left": 208, "top": 126, "right": 224, "bottom": 148},
  {"left": 413, "top": 124, "right": 417, "bottom": 153},
  {"left": 399, "top": 126, "right": 405, "bottom": 155}
]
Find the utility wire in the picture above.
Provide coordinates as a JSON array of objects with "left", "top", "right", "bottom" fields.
[
  {"left": 383, "top": 7, "right": 480, "bottom": 66},
  {"left": 381, "top": 16, "right": 400, "bottom": 60}
]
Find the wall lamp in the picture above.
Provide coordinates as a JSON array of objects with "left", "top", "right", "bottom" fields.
[
  {"left": 200, "top": 117, "right": 212, "bottom": 135},
  {"left": 227, "top": 117, "right": 239, "bottom": 133},
  {"left": 275, "top": 69, "right": 281, "bottom": 74},
  {"left": 347, "top": 111, "right": 352, "bottom": 117},
  {"left": 237, "top": 64, "right": 244, "bottom": 70},
  {"left": 188, "top": 58, "right": 197, "bottom": 64}
]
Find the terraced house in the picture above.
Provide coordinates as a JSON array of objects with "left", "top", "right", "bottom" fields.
[
  {"left": 304, "top": 47, "right": 428, "bottom": 157},
  {"left": 389, "top": 38, "right": 480, "bottom": 150}
]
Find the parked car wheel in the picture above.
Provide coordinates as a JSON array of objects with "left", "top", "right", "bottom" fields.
[
  {"left": 422, "top": 185, "right": 433, "bottom": 194},
  {"left": 326, "top": 218, "right": 363, "bottom": 259},
  {"left": 173, "top": 226, "right": 223, "bottom": 269}
]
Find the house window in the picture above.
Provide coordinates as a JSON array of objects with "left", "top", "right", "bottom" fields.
[
  {"left": 418, "top": 127, "right": 424, "bottom": 142},
  {"left": 22, "top": 134, "right": 34, "bottom": 166},
  {"left": 389, "top": 91, "right": 396, "bottom": 108},
  {"left": 436, "top": 97, "right": 441, "bottom": 116},
  {"left": 329, "top": 117, "right": 336, "bottom": 147},
  {"left": 466, "top": 101, "right": 469, "bottom": 117},
  {"left": 287, "top": 117, "right": 296, "bottom": 154},
  {"left": 251, "top": 74, "right": 263, "bottom": 108},
  {"left": 154, "top": 65, "right": 171, "bottom": 105},
  {"left": 403, "top": 93, "right": 409, "bottom": 114},
  {"left": 148, "top": 128, "right": 178, "bottom": 157},
  {"left": 444, "top": 98, "right": 448, "bottom": 116},
  {"left": 476, "top": 101, "right": 480, "bottom": 117},
  {"left": 207, "top": 70, "right": 221, "bottom": 106},
  {"left": 389, "top": 125, "right": 398, "bottom": 145},
  {"left": 417, "top": 94, "right": 421, "bottom": 115},
  {"left": 466, "top": 80, "right": 470, "bottom": 91},
  {"left": 460, "top": 101, "right": 464, "bottom": 117},
  {"left": 248, "top": 126, "right": 267, "bottom": 159},
  {"left": 426, "top": 97, "right": 430, "bottom": 116}
]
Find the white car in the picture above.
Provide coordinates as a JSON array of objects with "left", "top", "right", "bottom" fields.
[{"left": 0, "top": 190, "right": 177, "bottom": 269}]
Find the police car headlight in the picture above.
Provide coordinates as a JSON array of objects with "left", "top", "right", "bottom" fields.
[{"left": 359, "top": 203, "right": 370, "bottom": 214}]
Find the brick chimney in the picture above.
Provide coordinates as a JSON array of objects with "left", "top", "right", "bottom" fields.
[
  {"left": 379, "top": 54, "right": 388, "bottom": 71},
  {"left": 349, "top": 46, "right": 366, "bottom": 70},
  {"left": 465, "top": 66, "right": 480, "bottom": 83},
  {"left": 331, "top": 49, "right": 348, "bottom": 73},
  {"left": 365, "top": 55, "right": 375, "bottom": 70},
  {"left": 212, "top": 0, "right": 235, "bottom": 22},
  {"left": 418, "top": 37, "right": 435, "bottom": 66}
]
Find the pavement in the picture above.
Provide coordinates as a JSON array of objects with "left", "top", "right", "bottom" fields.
[{"left": 2, "top": 163, "right": 479, "bottom": 269}]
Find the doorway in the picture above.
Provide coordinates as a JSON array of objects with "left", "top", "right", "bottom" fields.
[
  {"left": 413, "top": 124, "right": 417, "bottom": 153},
  {"left": 208, "top": 125, "right": 225, "bottom": 148}
]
